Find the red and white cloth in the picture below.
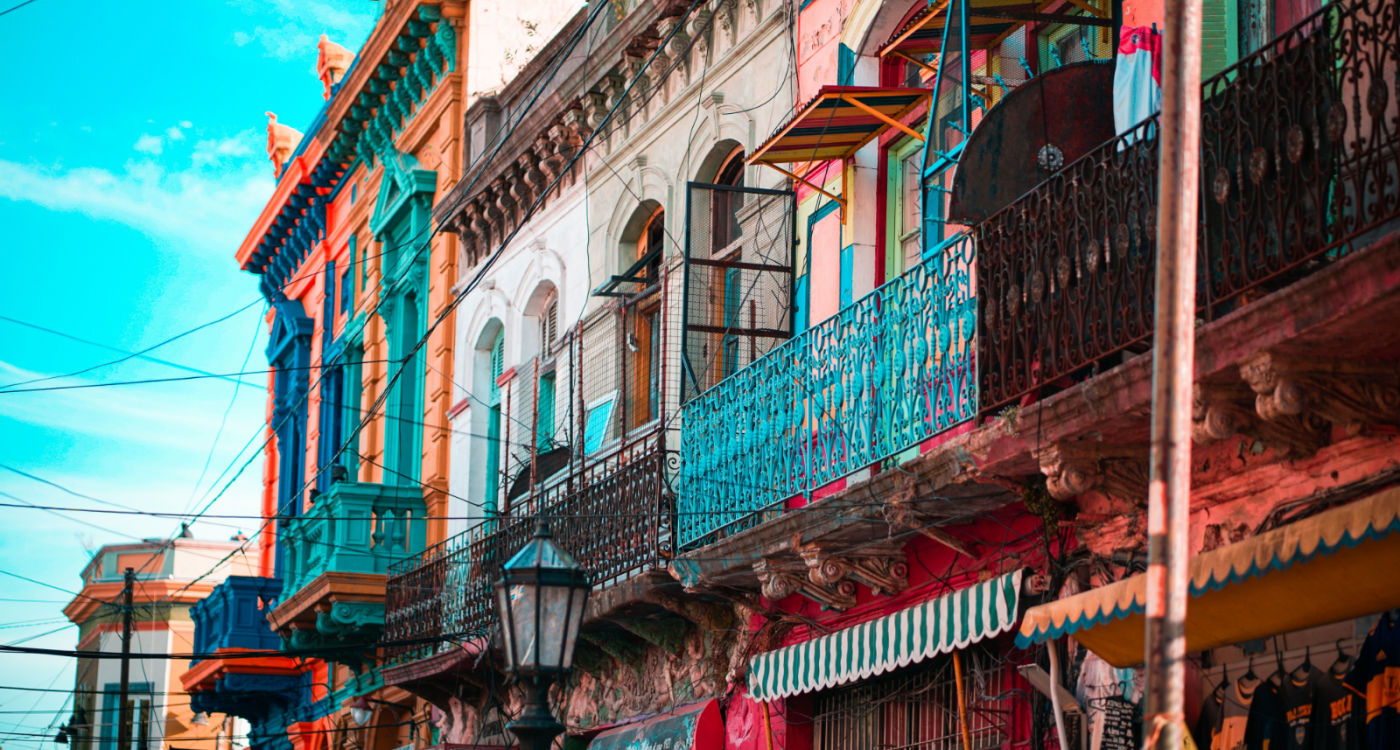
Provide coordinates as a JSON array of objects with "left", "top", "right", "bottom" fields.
[{"left": 1113, "top": 25, "right": 1163, "bottom": 144}]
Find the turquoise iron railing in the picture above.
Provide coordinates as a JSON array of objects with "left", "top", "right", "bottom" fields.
[
  {"left": 280, "top": 481, "right": 427, "bottom": 598},
  {"left": 677, "top": 236, "right": 977, "bottom": 548}
]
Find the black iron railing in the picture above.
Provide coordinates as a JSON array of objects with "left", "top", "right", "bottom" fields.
[
  {"left": 977, "top": 0, "right": 1399, "bottom": 411},
  {"left": 383, "top": 432, "right": 673, "bottom": 661}
]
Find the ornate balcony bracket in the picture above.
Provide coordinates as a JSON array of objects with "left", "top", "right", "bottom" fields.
[
  {"left": 799, "top": 541, "right": 910, "bottom": 598},
  {"left": 753, "top": 557, "right": 857, "bottom": 611},
  {"left": 1036, "top": 442, "right": 1149, "bottom": 503},
  {"left": 613, "top": 616, "right": 688, "bottom": 655},
  {"left": 1240, "top": 351, "right": 1400, "bottom": 435},
  {"left": 281, "top": 601, "right": 385, "bottom": 673},
  {"left": 884, "top": 482, "right": 977, "bottom": 558},
  {"left": 1193, "top": 381, "right": 1329, "bottom": 457}
]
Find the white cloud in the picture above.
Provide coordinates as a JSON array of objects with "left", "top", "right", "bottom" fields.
[
  {"left": 133, "top": 133, "right": 163, "bottom": 154},
  {"left": 166, "top": 125, "right": 185, "bottom": 141},
  {"left": 228, "top": 0, "right": 374, "bottom": 61},
  {"left": 192, "top": 132, "right": 258, "bottom": 167},
  {"left": 179, "top": 120, "right": 193, "bottom": 129},
  {"left": 0, "top": 156, "right": 273, "bottom": 254}
]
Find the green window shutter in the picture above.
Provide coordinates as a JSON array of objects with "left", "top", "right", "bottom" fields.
[
  {"left": 1200, "top": 0, "right": 1239, "bottom": 78},
  {"left": 489, "top": 332, "right": 504, "bottom": 404},
  {"left": 536, "top": 373, "right": 556, "bottom": 449}
]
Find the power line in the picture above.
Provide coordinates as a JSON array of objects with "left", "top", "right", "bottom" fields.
[
  {"left": 0, "top": 359, "right": 396, "bottom": 394},
  {"left": 0, "top": 315, "right": 263, "bottom": 390},
  {"left": 0, "top": 299, "right": 262, "bottom": 392},
  {"left": 0, "top": 0, "right": 40, "bottom": 18}
]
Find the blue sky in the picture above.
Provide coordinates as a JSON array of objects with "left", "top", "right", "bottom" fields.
[{"left": 0, "top": 0, "right": 378, "bottom": 742}]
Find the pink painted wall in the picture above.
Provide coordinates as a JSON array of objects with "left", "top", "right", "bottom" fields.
[
  {"left": 807, "top": 204, "right": 844, "bottom": 324},
  {"left": 796, "top": 0, "right": 855, "bottom": 102}
]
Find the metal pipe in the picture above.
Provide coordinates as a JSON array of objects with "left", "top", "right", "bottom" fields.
[
  {"left": 952, "top": 651, "right": 973, "bottom": 750},
  {"left": 1046, "top": 642, "right": 1071, "bottom": 750},
  {"left": 1144, "top": 0, "right": 1203, "bottom": 744}
]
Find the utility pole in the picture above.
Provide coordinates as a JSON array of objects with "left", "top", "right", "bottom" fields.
[
  {"left": 1144, "top": 0, "right": 1203, "bottom": 743},
  {"left": 116, "top": 568, "right": 135, "bottom": 750}
]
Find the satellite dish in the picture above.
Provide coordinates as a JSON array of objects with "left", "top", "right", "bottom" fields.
[{"left": 948, "top": 61, "right": 1117, "bottom": 225}]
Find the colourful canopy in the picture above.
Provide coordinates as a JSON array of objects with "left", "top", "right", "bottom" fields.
[
  {"left": 748, "top": 86, "right": 930, "bottom": 166},
  {"left": 747, "top": 570, "right": 1024, "bottom": 701},
  {"left": 880, "top": 0, "right": 1112, "bottom": 60},
  {"left": 1016, "top": 486, "right": 1400, "bottom": 667}
]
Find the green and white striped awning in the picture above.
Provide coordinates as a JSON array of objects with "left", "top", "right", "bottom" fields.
[{"left": 747, "top": 569, "right": 1025, "bottom": 702}]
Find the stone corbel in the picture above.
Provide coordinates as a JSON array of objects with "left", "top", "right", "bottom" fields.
[
  {"left": 1193, "top": 380, "right": 1329, "bottom": 457},
  {"left": 507, "top": 163, "right": 534, "bottom": 214},
  {"left": 799, "top": 541, "right": 910, "bottom": 598},
  {"left": 1240, "top": 351, "right": 1400, "bottom": 434},
  {"left": 753, "top": 557, "right": 856, "bottom": 610},
  {"left": 1036, "top": 441, "right": 1149, "bottom": 503},
  {"left": 883, "top": 482, "right": 976, "bottom": 558}
]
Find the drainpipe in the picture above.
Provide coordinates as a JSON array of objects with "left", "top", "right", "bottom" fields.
[{"left": 1144, "top": 0, "right": 1203, "bottom": 743}]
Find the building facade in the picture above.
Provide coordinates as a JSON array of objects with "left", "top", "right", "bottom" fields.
[
  {"left": 188, "top": 0, "right": 1400, "bottom": 746},
  {"left": 184, "top": 2, "right": 581, "bottom": 749},
  {"left": 64, "top": 537, "right": 255, "bottom": 750}
]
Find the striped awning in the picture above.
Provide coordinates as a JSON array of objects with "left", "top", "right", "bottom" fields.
[
  {"left": 747, "top": 569, "right": 1024, "bottom": 702},
  {"left": 1016, "top": 486, "right": 1400, "bottom": 667}
]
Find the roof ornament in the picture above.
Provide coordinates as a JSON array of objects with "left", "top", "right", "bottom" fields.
[
  {"left": 317, "top": 34, "right": 355, "bottom": 100},
  {"left": 265, "top": 112, "right": 303, "bottom": 178}
]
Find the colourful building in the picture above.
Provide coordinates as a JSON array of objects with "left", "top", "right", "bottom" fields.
[
  {"left": 190, "top": 0, "right": 1400, "bottom": 746},
  {"left": 63, "top": 536, "right": 255, "bottom": 750},
  {"left": 185, "top": 2, "right": 580, "bottom": 749}
]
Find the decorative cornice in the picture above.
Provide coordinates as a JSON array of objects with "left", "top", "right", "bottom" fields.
[
  {"left": 1036, "top": 441, "right": 1149, "bottom": 503},
  {"left": 1240, "top": 350, "right": 1400, "bottom": 434}
]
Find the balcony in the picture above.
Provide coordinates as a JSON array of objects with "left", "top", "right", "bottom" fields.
[
  {"left": 267, "top": 481, "right": 427, "bottom": 656},
  {"left": 182, "top": 577, "right": 306, "bottom": 740},
  {"left": 977, "top": 0, "right": 1400, "bottom": 411},
  {"left": 382, "top": 433, "right": 672, "bottom": 672},
  {"left": 677, "top": 237, "right": 977, "bottom": 548}
]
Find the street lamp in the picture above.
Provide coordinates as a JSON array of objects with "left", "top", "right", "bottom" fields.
[{"left": 495, "top": 524, "right": 591, "bottom": 750}]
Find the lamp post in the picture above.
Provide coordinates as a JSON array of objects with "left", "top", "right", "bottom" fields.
[{"left": 494, "top": 524, "right": 591, "bottom": 750}]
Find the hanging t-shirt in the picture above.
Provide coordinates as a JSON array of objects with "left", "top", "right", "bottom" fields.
[
  {"left": 1218, "top": 679, "right": 1257, "bottom": 750},
  {"left": 1347, "top": 611, "right": 1400, "bottom": 749},
  {"left": 1194, "top": 687, "right": 1225, "bottom": 750},
  {"left": 1277, "top": 667, "right": 1321, "bottom": 750},
  {"left": 1245, "top": 672, "right": 1288, "bottom": 750},
  {"left": 1195, "top": 678, "right": 1255, "bottom": 750},
  {"left": 1314, "top": 662, "right": 1365, "bottom": 750}
]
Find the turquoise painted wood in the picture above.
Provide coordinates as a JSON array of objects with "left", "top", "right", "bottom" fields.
[
  {"left": 281, "top": 481, "right": 428, "bottom": 598},
  {"left": 677, "top": 235, "right": 977, "bottom": 548}
]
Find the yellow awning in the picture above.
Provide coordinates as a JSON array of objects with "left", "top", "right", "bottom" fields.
[{"left": 1017, "top": 486, "right": 1400, "bottom": 667}]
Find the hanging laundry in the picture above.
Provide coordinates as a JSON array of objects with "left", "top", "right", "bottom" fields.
[{"left": 1112, "top": 25, "right": 1162, "bottom": 146}]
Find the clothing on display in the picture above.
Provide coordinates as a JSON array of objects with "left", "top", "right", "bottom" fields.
[
  {"left": 1314, "top": 659, "right": 1364, "bottom": 750},
  {"left": 1347, "top": 611, "right": 1400, "bottom": 749},
  {"left": 1195, "top": 673, "right": 1257, "bottom": 750},
  {"left": 1278, "top": 665, "right": 1321, "bottom": 750},
  {"left": 1246, "top": 671, "right": 1289, "bottom": 750}
]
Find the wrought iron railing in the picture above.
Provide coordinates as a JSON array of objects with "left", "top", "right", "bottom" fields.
[
  {"left": 676, "top": 237, "right": 977, "bottom": 549},
  {"left": 977, "top": 0, "right": 1399, "bottom": 411},
  {"left": 383, "top": 432, "right": 673, "bottom": 661}
]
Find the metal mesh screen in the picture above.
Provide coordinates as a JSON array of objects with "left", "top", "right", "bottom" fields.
[
  {"left": 680, "top": 181, "right": 795, "bottom": 402},
  {"left": 812, "top": 650, "right": 1021, "bottom": 750}
]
